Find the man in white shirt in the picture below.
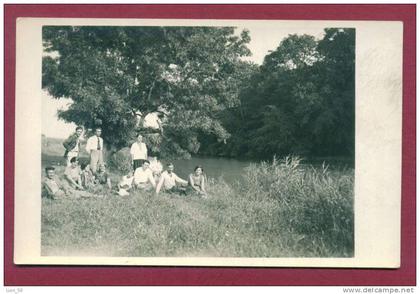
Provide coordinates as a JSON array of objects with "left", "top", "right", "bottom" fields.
[
  {"left": 130, "top": 134, "right": 148, "bottom": 171},
  {"left": 85, "top": 127, "right": 104, "bottom": 173},
  {"left": 133, "top": 160, "right": 156, "bottom": 190},
  {"left": 156, "top": 163, "right": 188, "bottom": 195}
]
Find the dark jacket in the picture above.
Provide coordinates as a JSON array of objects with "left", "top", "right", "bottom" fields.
[{"left": 63, "top": 133, "right": 81, "bottom": 157}]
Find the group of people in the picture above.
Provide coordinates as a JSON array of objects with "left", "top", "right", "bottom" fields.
[
  {"left": 43, "top": 158, "right": 111, "bottom": 199},
  {"left": 117, "top": 160, "right": 207, "bottom": 197},
  {"left": 43, "top": 126, "right": 207, "bottom": 200}
]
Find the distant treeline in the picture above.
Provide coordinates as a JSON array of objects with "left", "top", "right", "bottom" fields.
[{"left": 198, "top": 28, "right": 355, "bottom": 160}]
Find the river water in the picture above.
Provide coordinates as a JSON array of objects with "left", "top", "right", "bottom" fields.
[
  {"left": 171, "top": 156, "right": 252, "bottom": 184},
  {"left": 42, "top": 151, "right": 353, "bottom": 185},
  {"left": 170, "top": 156, "right": 354, "bottom": 184}
]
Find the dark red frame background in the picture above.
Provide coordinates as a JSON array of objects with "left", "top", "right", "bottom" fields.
[{"left": 4, "top": 4, "right": 416, "bottom": 286}]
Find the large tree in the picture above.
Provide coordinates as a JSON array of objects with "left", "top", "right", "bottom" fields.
[{"left": 42, "top": 26, "right": 252, "bottom": 158}]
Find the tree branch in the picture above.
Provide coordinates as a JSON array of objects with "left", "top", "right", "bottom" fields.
[{"left": 147, "top": 80, "right": 156, "bottom": 101}]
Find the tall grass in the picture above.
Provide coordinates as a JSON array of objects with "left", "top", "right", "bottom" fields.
[
  {"left": 241, "top": 156, "right": 354, "bottom": 256},
  {"left": 42, "top": 156, "right": 353, "bottom": 257}
]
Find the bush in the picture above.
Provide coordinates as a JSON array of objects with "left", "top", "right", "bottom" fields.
[{"left": 242, "top": 156, "right": 354, "bottom": 256}]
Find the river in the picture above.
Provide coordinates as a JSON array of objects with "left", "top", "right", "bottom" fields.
[
  {"left": 42, "top": 148, "right": 353, "bottom": 185},
  {"left": 171, "top": 156, "right": 354, "bottom": 184},
  {"left": 171, "top": 156, "right": 252, "bottom": 184}
]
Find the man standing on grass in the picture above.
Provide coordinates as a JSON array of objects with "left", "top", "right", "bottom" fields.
[
  {"left": 155, "top": 163, "right": 188, "bottom": 195},
  {"left": 63, "top": 126, "right": 84, "bottom": 166},
  {"left": 86, "top": 127, "right": 104, "bottom": 173},
  {"left": 130, "top": 134, "right": 148, "bottom": 171}
]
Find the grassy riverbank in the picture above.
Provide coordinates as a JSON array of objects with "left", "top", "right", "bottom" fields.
[{"left": 42, "top": 155, "right": 353, "bottom": 257}]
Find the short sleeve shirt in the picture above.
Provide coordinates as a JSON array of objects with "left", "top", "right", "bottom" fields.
[
  {"left": 130, "top": 142, "right": 148, "bottom": 160},
  {"left": 64, "top": 166, "right": 81, "bottom": 181},
  {"left": 134, "top": 168, "right": 154, "bottom": 184}
]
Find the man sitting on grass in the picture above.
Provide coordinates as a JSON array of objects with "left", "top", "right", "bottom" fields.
[
  {"left": 133, "top": 160, "right": 156, "bottom": 191},
  {"left": 43, "top": 166, "right": 68, "bottom": 200},
  {"left": 155, "top": 163, "right": 188, "bottom": 195},
  {"left": 64, "top": 157, "right": 84, "bottom": 190}
]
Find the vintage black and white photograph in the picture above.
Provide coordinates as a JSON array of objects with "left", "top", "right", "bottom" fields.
[
  {"left": 12, "top": 17, "right": 403, "bottom": 267},
  {"left": 40, "top": 24, "right": 355, "bottom": 258}
]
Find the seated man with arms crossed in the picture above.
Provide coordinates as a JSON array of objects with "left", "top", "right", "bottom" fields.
[
  {"left": 133, "top": 160, "right": 156, "bottom": 191},
  {"left": 43, "top": 166, "right": 69, "bottom": 200},
  {"left": 155, "top": 163, "right": 188, "bottom": 195}
]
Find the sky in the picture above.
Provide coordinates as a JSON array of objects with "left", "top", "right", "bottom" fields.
[{"left": 42, "top": 26, "right": 326, "bottom": 139}]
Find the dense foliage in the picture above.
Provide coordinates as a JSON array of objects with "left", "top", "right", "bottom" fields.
[
  {"left": 43, "top": 26, "right": 253, "bottom": 158},
  {"left": 43, "top": 27, "right": 354, "bottom": 160},
  {"left": 200, "top": 28, "right": 355, "bottom": 159}
]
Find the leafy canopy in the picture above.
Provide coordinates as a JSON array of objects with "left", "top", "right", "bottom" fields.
[
  {"left": 43, "top": 26, "right": 253, "bottom": 158},
  {"left": 199, "top": 29, "right": 355, "bottom": 159}
]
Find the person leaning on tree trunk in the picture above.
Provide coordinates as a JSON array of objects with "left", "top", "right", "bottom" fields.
[{"left": 85, "top": 127, "right": 104, "bottom": 173}]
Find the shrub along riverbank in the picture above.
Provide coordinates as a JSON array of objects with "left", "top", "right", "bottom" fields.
[{"left": 42, "top": 157, "right": 353, "bottom": 257}]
